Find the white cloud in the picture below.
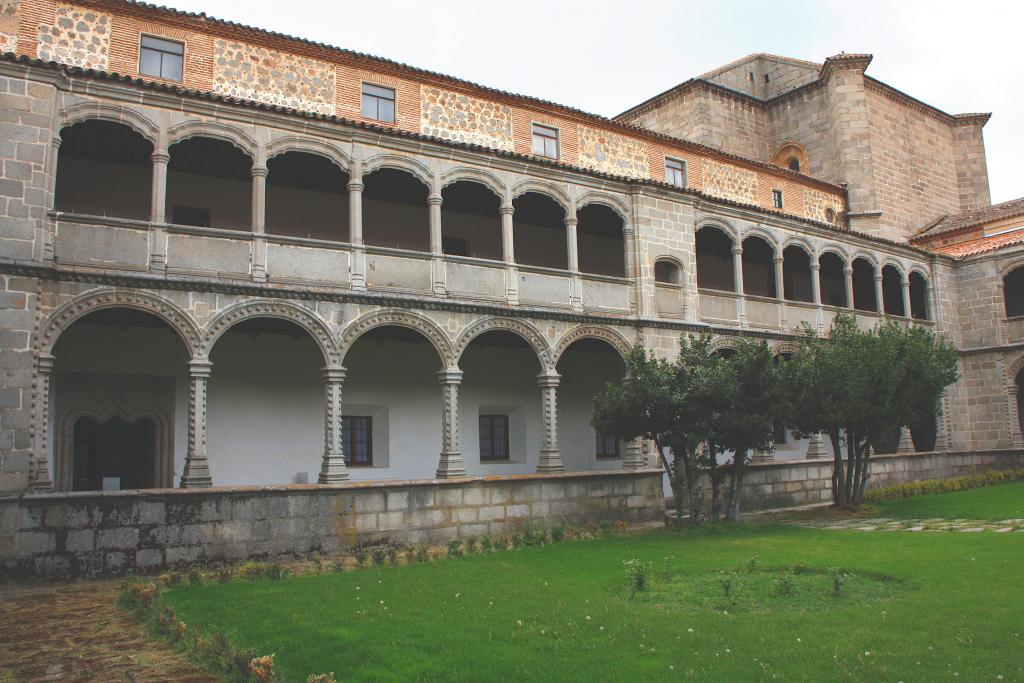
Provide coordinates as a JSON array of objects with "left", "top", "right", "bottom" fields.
[{"left": 162, "top": 0, "right": 1022, "bottom": 203}]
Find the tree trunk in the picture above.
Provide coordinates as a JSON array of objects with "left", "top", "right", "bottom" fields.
[
  {"left": 843, "top": 427, "right": 857, "bottom": 508},
  {"left": 683, "top": 450, "right": 702, "bottom": 525},
  {"left": 654, "top": 439, "right": 684, "bottom": 527},
  {"left": 830, "top": 429, "right": 845, "bottom": 507},
  {"left": 852, "top": 440, "right": 872, "bottom": 506},
  {"left": 726, "top": 449, "right": 746, "bottom": 523},
  {"left": 709, "top": 446, "right": 722, "bottom": 523}
]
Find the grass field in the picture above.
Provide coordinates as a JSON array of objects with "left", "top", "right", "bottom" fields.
[
  {"left": 872, "top": 480, "right": 1024, "bottom": 521},
  {"left": 163, "top": 486, "right": 1024, "bottom": 682}
]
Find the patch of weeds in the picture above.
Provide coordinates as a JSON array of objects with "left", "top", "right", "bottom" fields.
[
  {"left": 446, "top": 539, "right": 464, "bottom": 558},
  {"left": 792, "top": 560, "right": 812, "bottom": 574},
  {"left": 371, "top": 548, "right": 388, "bottom": 566},
  {"left": 550, "top": 524, "right": 566, "bottom": 543},
  {"left": 386, "top": 546, "right": 399, "bottom": 565},
  {"left": 353, "top": 548, "right": 369, "bottom": 567},
  {"left": 524, "top": 524, "right": 548, "bottom": 546},
  {"left": 311, "top": 553, "right": 322, "bottom": 574},
  {"left": 330, "top": 557, "right": 347, "bottom": 573},
  {"left": 480, "top": 536, "right": 494, "bottom": 553},
  {"left": 774, "top": 572, "right": 794, "bottom": 597},
  {"left": 414, "top": 544, "right": 430, "bottom": 563},
  {"left": 307, "top": 674, "right": 337, "bottom": 683},
  {"left": 464, "top": 537, "right": 478, "bottom": 554},
  {"left": 662, "top": 555, "right": 675, "bottom": 581},
  {"left": 623, "top": 558, "right": 651, "bottom": 594},
  {"left": 746, "top": 554, "right": 759, "bottom": 574}
]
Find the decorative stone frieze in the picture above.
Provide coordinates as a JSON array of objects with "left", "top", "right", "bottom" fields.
[
  {"left": 701, "top": 159, "right": 759, "bottom": 205},
  {"left": 36, "top": 4, "right": 110, "bottom": 70},
  {"left": 803, "top": 187, "right": 845, "bottom": 223},
  {"left": 420, "top": 87, "right": 514, "bottom": 151},
  {"left": 213, "top": 39, "right": 336, "bottom": 115},
  {"left": 577, "top": 126, "right": 650, "bottom": 179}
]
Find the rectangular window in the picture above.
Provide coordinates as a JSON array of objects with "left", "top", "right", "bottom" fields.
[
  {"left": 361, "top": 83, "right": 396, "bottom": 123},
  {"left": 479, "top": 415, "right": 510, "bottom": 462},
  {"left": 139, "top": 35, "right": 184, "bottom": 81},
  {"left": 665, "top": 157, "right": 687, "bottom": 188},
  {"left": 596, "top": 431, "right": 619, "bottom": 459},
  {"left": 342, "top": 416, "right": 373, "bottom": 466},
  {"left": 772, "top": 189, "right": 784, "bottom": 209},
  {"left": 531, "top": 123, "right": 560, "bottom": 159}
]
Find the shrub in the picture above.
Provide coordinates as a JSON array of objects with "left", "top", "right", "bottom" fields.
[
  {"left": 387, "top": 546, "right": 399, "bottom": 565},
  {"left": 371, "top": 548, "right": 388, "bottom": 566},
  {"left": 550, "top": 524, "right": 566, "bottom": 543},
  {"left": 623, "top": 558, "right": 650, "bottom": 593},
  {"left": 446, "top": 539, "right": 464, "bottom": 558},
  {"left": 414, "top": 544, "right": 430, "bottom": 563},
  {"left": 354, "top": 548, "right": 369, "bottom": 567},
  {"left": 524, "top": 524, "right": 547, "bottom": 546},
  {"left": 863, "top": 468, "right": 1024, "bottom": 503},
  {"left": 249, "top": 654, "right": 276, "bottom": 681},
  {"left": 510, "top": 533, "right": 525, "bottom": 548},
  {"left": 480, "top": 536, "right": 494, "bottom": 553},
  {"left": 464, "top": 537, "right": 478, "bottom": 554}
]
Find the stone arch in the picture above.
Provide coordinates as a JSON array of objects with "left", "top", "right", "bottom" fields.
[
  {"left": 59, "top": 102, "right": 160, "bottom": 145},
  {"left": 55, "top": 399, "right": 172, "bottom": 491},
  {"left": 741, "top": 225, "right": 780, "bottom": 251},
  {"left": 817, "top": 245, "right": 849, "bottom": 265},
  {"left": 362, "top": 153, "right": 433, "bottom": 188},
  {"left": 575, "top": 191, "right": 630, "bottom": 222},
  {"left": 772, "top": 341, "right": 801, "bottom": 357},
  {"left": 453, "top": 317, "right": 552, "bottom": 368},
  {"left": 708, "top": 335, "right": 739, "bottom": 355},
  {"left": 167, "top": 120, "right": 257, "bottom": 160},
  {"left": 907, "top": 264, "right": 930, "bottom": 281},
  {"left": 998, "top": 258, "right": 1024, "bottom": 279},
  {"left": 1006, "top": 353, "right": 1024, "bottom": 386},
  {"left": 781, "top": 236, "right": 816, "bottom": 259},
  {"left": 439, "top": 167, "right": 506, "bottom": 200},
  {"left": 851, "top": 251, "right": 880, "bottom": 270},
  {"left": 40, "top": 288, "right": 201, "bottom": 358},
  {"left": 880, "top": 259, "right": 906, "bottom": 278},
  {"left": 653, "top": 255, "right": 685, "bottom": 285},
  {"left": 265, "top": 136, "right": 350, "bottom": 172},
  {"left": 551, "top": 325, "right": 631, "bottom": 368},
  {"left": 772, "top": 141, "right": 809, "bottom": 173},
  {"left": 202, "top": 299, "right": 338, "bottom": 365},
  {"left": 697, "top": 217, "right": 739, "bottom": 242},
  {"left": 339, "top": 309, "right": 454, "bottom": 367},
  {"left": 510, "top": 179, "right": 573, "bottom": 213}
]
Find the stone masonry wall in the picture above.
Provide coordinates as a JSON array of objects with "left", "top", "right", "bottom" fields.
[
  {"left": 420, "top": 86, "right": 514, "bottom": 151},
  {"left": 213, "top": 39, "right": 336, "bottom": 116},
  {"left": 0, "top": 0, "right": 18, "bottom": 53},
  {"left": 701, "top": 158, "right": 759, "bottom": 205},
  {"left": 36, "top": 4, "right": 109, "bottom": 70},
  {"left": 577, "top": 125, "right": 649, "bottom": 179},
  {"left": 802, "top": 187, "right": 844, "bottom": 223},
  {"left": 0, "top": 470, "right": 665, "bottom": 579}
]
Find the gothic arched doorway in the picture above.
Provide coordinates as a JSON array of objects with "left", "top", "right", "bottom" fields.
[{"left": 72, "top": 415, "right": 157, "bottom": 491}]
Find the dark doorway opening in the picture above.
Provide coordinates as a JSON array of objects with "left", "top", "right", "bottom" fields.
[{"left": 72, "top": 416, "right": 155, "bottom": 491}]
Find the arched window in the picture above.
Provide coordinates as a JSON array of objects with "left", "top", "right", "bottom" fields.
[
  {"left": 818, "top": 252, "right": 847, "bottom": 307},
  {"left": 167, "top": 136, "right": 253, "bottom": 229},
  {"left": 576, "top": 204, "right": 626, "bottom": 278},
  {"left": 441, "top": 181, "right": 501, "bottom": 260},
  {"left": 742, "top": 235, "right": 776, "bottom": 298},
  {"left": 825, "top": 208, "right": 836, "bottom": 224},
  {"left": 772, "top": 142, "right": 808, "bottom": 174},
  {"left": 1004, "top": 267, "right": 1024, "bottom": 318},
  {"left": 363, "top": 168, "right": 430, "bottom": 251},
  {"left": 852, "top": 258, "right": 878, "bottom": 312},
  {"left": 55, "top": 120, "right": 154, "bottom": 220},
  {"left": 266, "top": 151, "right": 349, "bottom": 242},
  {"left": 696, "top": 226, "right": 734, "bottom": 292},
  {"left": 513, "top": 192, "right": 567, "bottom": 270},
  {"left": 882, "top": 265, "right": 905, "bottom": 317},
  {"left": 782, "top": 245, "right": 813, "bottom": 303},
  {"left": 654, "top": 259, "right": 682, "bottom": 285},
  {"left": 909, "top": 272, "right": 929, "bottom": 320}
]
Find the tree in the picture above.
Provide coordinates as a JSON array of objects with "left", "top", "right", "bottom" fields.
[
  {"left": 781, "top": 314, "right": 959, "bottom": 508},
  {"left": 713, "top": 338, "right": 781, "bottom": 522},
  {"left": 591, "top": 335, "right": 722, "bottom": 525}
]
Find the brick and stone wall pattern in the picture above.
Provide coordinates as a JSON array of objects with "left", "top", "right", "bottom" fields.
[
  {"left": 0, "top": 0, "right": 18, "bottom": 53},
  {"left": 36, "top": 4, "right": 108, "bottom": 70},
  {"left": 0, "top": 275, "right": 37, "bottom": 493},
  {"left": 802, "top": 187, "right": 844, "bottom": 223},
  {"left": 701, "top": 158, "right": 758, "bottom": 205},
  {"left": 576, "top": 125, "right": 650, "bottom": 179},
  {"left": 213, "top": 39, "right": 336, "bottom": 116},
  {"left": 420, "top": 87, "right": 513, "bottom": 152}
]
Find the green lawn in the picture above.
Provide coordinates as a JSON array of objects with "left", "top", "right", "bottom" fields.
[
  {"left": 166, "top": 521, "right": 1024, "bottom": 682},
  {"left": 873, "top": 480, "right": 1024, "bottom": 521}
]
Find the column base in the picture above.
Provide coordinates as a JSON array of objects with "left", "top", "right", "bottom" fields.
[
  {"left": 436, "top": 452, "right": 467, "bottom": 479},
  {"left": 318, "top": 454, "right": 349, "bottom": 483},
  {"left": 536, "top": 449, "right": 564, "bottom": 473},
  {"left": 751, "top": 451, "right": 774, "bottom": 464},
  {"left": 896, "top": 426, "right": 915, "bottom": 454},
  {"left": 805, "top": 434, "right": 827, "bottom": 459},
  {"left": 622, "top": 440, "right": 644, "bottom": 470},
  {"left": 180, "top": 452, "right": 213, "bottom": 488}
]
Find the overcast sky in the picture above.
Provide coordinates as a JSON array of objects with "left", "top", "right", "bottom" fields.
[{"left": 168, "top": 0, "right": 1021, "bottom": 204}]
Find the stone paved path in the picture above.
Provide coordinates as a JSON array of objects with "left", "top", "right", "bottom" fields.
[
  {"left": 781, "top": 516, "right": 1024, "bottom": 533},
  {"left": 0, "top": 579, "right": 212, "bottom": 682}
]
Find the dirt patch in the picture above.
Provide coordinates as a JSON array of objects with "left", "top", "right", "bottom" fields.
[{"left": 0, "top": 579, "right": 213, "bottom": 682}]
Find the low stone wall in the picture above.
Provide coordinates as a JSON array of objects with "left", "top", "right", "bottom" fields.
[
  {"left": 0, "top": 470, "right": 664, "bottom": 579},
  {"left": 737, "top": 449, "right": 1024, "bottom": 511}
]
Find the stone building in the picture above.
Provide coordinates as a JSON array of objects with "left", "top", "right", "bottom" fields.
[{"left": 0, "top": 0, "right": 1022, "bottom": 576}]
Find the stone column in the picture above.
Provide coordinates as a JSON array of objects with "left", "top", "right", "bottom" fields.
[
  {"left": 428, "top": 190, "right": 446, "bottom": 296},
  {"left": 1006, "top": 383, "right": 1024, "bottom": 448},
  {"left": 319, "top": 366, "right": 349, "bottom": 483},
  {"left": 732, "top": 244, "right": 747, "bottom": 326},
  {"left": 41, "top": 136, "right": 62, "bottom": 262},
  {"left": 149, "top": 149, "right": 169, "bottom": 273},
  {"left": 844, "top": 265, "right": 854, "bottom": 310},
  {"left": 436, "top": 368, "right": 466, "bottom": 478},
  {"left": 250, "top": 164, "right": 268, "bottom": 282},
  {"left": 873, "top": 272, "right": 884, "bottom": 315},
  {"left": 565, "top": 216, "right": 582, "bottom": 310},
  {"left": 348, "top": 160, "right": 366, "bottom": 291},
  {"left": 896, "top": 425, "right": 915, "bottom": 453},
  {"left": 811, "top": 261, "right": 824, "bottom": 331},
  {"left": 29, "top": 354, "right": 55, "bottom": 491},
  {"left": 180, "top": 358, "right": 213, "bottom": 488},
  {"left": 536, "top": 370, "right": 564, "bottom": 472},
  {"left": 901, "top": 276, "right": 912, "bottom": 321},
  {"left": 623, "top": 437, "right": 645, "bottom": 471},
  {"left": 774, "top": 254, "right": 787, "bottom": 329},
  {"left": 501, "top": 203, "right": 519, "bottom": 305},
  {"left": 805, "top": 432, "right": 827, "bottom": 459}
]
